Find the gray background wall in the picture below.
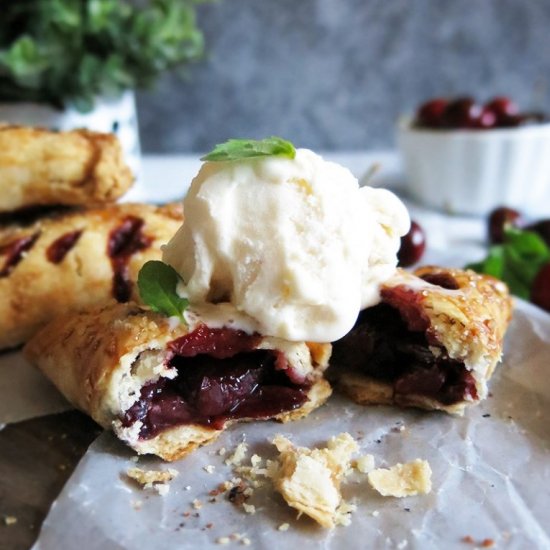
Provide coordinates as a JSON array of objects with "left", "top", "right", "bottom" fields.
[{"left": 137, "top": 0, "right": 550, "bottom": 153}]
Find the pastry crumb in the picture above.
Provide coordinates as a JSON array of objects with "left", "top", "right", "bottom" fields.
[
  {"left": 192, "top": 499, "right": 203, "bottom": 510},
  {"left": 334, "top": 501, "right": 357, "bottom": 526},
  {"left": 216, "top": 536, "right": 231, "bottom": 545},
  {"left": 278, "top": 523, "right": 290, "bottom": 531},
  {"left": 269, "top": 432, "right": 358, "bottom": 528},
  {"left": 367, "top": 459, "right": 432, "bottom": 497},
  {"left": 225, "top": 443, "right": 248, "bottom": 466},
  {"left": 242, "top": 503, "right": 256, "bottom": 515},
  {"left": 242, "top": 537, "right": 251, "bottom": 545},
  {"left": 354, "top": 454, "right": 375, "bottom": 473},
  {"left": 3, "top": 516, "right": 17, "bottom": 526},
  {"left": 126, "top": 467, "right": 178, "bottom": 495},
  {"left": 157, "top": 484, "right": 170, "bottom": 496},
  {"left": 204, "top": 465, "right": 216, "bottom": 474}
]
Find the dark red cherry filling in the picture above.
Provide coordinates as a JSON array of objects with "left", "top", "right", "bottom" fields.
[
  {"left": 108, "top": 216, "right": 152, "bottom": 303},
  {"left": 46, "top": 230, "right": 83, "bottom": 264},
  {"left": 121, "top": 326, "right": 310, "bottom": 439},
  {"left": 331, "top": 303, "right": 477, "bottom": 406}
]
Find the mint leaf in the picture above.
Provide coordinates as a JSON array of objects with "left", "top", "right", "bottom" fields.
[
  {"left": 137, "top": 261, "right": 188, "bottom": 321},
  {"left": 201, "top": 137, "right": 296, "bottom": 162},
  {"left": 466, "top": 227, "right": 550, "bottom": 299}
]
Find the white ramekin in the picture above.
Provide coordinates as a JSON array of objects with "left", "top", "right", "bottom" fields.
[{"left": 397, "top": 118, "right": 550, "bottom": 216}]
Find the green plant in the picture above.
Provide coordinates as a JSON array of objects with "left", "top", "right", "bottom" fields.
[{"left": 0, "top": 0, "right": 212, "bottom": 112}]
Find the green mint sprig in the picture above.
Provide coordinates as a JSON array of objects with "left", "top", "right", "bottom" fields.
[
  {"left": 201, "top": 137, "right": 296, "bottom": 162},
  {"left": 137, "top": 261, "right": 188, "bottom": 321},
  {"left": 466, "top": 227, "right": 550, "bottom": 299}
]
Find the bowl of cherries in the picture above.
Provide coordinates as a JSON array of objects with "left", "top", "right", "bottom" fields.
[{"left": 398, "top": 96, "right": 550, "bottom": 216}]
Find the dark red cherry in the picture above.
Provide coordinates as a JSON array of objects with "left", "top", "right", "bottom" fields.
[
  {"left": 416, "top": 98, "right": 448, "bottom": 128},
  {"left": 525, "top": 220, "right": 550, "bottom": 247},
  {"left": 475, "top": 107, "right": 497, "bottom": 129},
  {"left": 485, "top": 97, "right": 519, "bottom": 123},
  {"left": 531, "top": 263, "right": 550, "bottom": 313},
  {"left": 487, "top": 207, "right": 522, "bottom": 244},
  {"left": 398, "top": 221, "right": 426, "bottom": 267},
  {"left": 441, "top": 97, "right": 482, "bottom": 128}
]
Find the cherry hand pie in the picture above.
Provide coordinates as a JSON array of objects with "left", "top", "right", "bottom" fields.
[
  {"left": 24, "top": 302, "right": 332, "bottom": 461},
  {"left": 0, "top": 126, "right": 133, "bottom": 213},
  {"left": 330, "top": 266, "right": 512, "bottom": 415},
  {"left": 0, "top": 203, "right": 182, "bottom": 350}
]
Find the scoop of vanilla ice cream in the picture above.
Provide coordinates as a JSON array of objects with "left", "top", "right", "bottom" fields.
[{"left": 163, "top": 149, "right": 409, "bottom": 342}]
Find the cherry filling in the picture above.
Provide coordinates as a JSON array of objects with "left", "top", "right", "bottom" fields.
[
  {"left": 0, "top": 232, "right": 40, "bottom": 278},
  {"left": 108, "top": 216, "right": 152, "bottom": 302},
  {"left": 121, "top": 326, "right": 310, "bottom": 439},
  {"left": 331, "top": 304, "right": 477, "bottom": 405},
  {"left": 46, "top": 230, "right": 83, "bottom": 264}
]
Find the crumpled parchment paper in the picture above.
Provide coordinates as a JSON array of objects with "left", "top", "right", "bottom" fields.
[{"left": 32, "top": 302, "right": 550, "bottom": 550}]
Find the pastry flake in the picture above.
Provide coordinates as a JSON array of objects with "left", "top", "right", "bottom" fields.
[
  {"left": 269, "top": 433, "right": 357, "bottom": 528},
  {"left": 367, "top": 459, "right": 432, "bottom": 497},
  {"left": 24, "top": 302, "right": 332, "bottom": 461},
  {"left": 331, "top": 266, "right": 513, "bottom": 414}
]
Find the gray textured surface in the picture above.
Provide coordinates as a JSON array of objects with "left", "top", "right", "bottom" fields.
[{"left": 137, "top": 0, "right": 550, "bottom": 153}]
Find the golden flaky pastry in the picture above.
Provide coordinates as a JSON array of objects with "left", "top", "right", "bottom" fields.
[
  {"left": 0, "top": 202, "right": 182, "bottom": 349},
  {"left": 269, "top": 433, "right": 358, "bottom": 528},
  {"left": 331, "top": 266, "right": 513, "bottom": 415},
  {"left": 24, "top": 302, "right": 332, "bottom": 461},
  {"left": 0, "top": 126, "right": 133, "bottom": 212}
]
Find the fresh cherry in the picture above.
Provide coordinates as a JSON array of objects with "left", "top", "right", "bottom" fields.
[
  {"left": 416, "top": 98, "right": 448, "bottom": 128},
  {"left": 398, "top": 220, "right": 426, "bottom": 267},
  {"left": 487, "top": 207, "right": 522, "bottom": 244},
  {"left": 531, "top": 262, "right": 550, "bottom": 313},
  {"left": 475, "top": 106, "right": 497, "bottom": 129},
  {"left": 485, "top": 96, "right": 519, "bottom": 123},
  {"left": 441, "top": 97, "right": 482, "bottom": 128},
  {"left": 525, "top": 220, "right": 550, "bottom": 247}
]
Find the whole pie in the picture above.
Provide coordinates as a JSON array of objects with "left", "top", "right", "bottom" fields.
[
  {"left": 0, "top": 202, "right": 182, "bottom": 350},
  {"left": 0, "top": 126, "right": 133, "bottom": 213}
]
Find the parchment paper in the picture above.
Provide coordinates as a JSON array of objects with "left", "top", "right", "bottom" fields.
[
  {"left": 0, "top": 351, "right": 71, "bottom": 427},
  {"left": 32, "top": 301, "right": 550, "bottom": 549}
]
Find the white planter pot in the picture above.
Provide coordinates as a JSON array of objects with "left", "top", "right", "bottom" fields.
[{"left": 0, "top": 91, "right": 144, "bottom": 200}]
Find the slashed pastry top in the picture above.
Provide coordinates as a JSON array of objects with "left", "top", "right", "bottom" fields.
[
  {"left": 0, "top": 202, "right": 182, "bottom": 350},
  {"left": 24, "top": 302, "right": 332, "bottom": 461},
  {"left": 0, "top": 126, "right": 133, "bottom": 212},
  {"left": 331, "top": 266, "right": 513, "bottom": 415}
]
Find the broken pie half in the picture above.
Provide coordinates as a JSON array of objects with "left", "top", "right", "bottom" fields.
[
  {"left": 24, "top": 302, "right": 332, "bottom": 461},
  {"left": 330, "top": 266, "right": 512, "bottom": 415}
]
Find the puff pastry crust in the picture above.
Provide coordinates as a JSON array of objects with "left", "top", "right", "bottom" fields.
[
  {"left": 0, "top": 126, "right": 133, "bottom": 212},
  {"left": 331, "top": 266, "right": 512, "bottom": 415},
  {"left": 24, "top": 302, "right": 332, "bottom": 461},
  {"left": 0, "top": 202, "right": 182, "bottom": 350}
]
